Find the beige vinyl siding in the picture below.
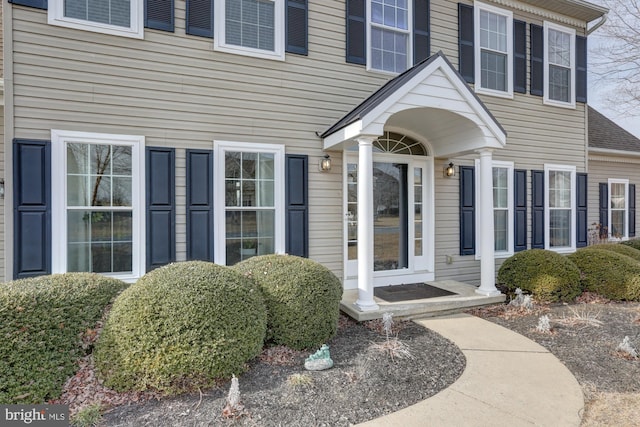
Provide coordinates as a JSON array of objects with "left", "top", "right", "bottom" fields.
[
  {"left": 588, "top": 155, "right": 640, "bottom": 239},
  {"left": 9, "top": 0, "right": 591, "bottom": 284}
]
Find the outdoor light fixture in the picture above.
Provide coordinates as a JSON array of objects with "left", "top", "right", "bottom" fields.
[
  {"left": 320, "top": 154, "right": 332, "bottom": 172},
  {"left": 444, "top": 162, "right": 455, "bottom": 177},
  {"left": 0, "top": 179, "right": 4, "bottom": 199}
]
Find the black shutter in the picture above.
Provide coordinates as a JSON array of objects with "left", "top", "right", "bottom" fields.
[
  {"left": 413, "top": 0, "right": 430, "bottom": 64},
  {"left": 8, "top": 0, "right": 47, "bottom": 9},
  {"left": 13, "top": 139, "right": 51, "bottom": 279},
  {"left": 186, "top": 150, "right": 214, "bottom": 261},
  {"left": 599, "top": 183, "right": 608, "bottom": 239},
  {"left": 458, "top": 3, "right": 474, "bottom": 84},
  {"left": 145, "top": 0, "right": 174, "bottom": 32},
  {"left": 286, "top": 155, "right": 309, "bottom": 257},
  {"left": 629, "top": 184, "right": 636, "bottom": 238},
  {"left": 146, "top": 147, "right": 175, "bottom": 270},
  {"left": 186, "top": 0, "right": 214, "bottom": 38},
  {"left": 576, "top": 35, "right": 588, "bottom": 103},
  {"left": 346, "top": 0, "right": 366, "bottom": 64},
  {"left": 576, "top": 172, "right": 588, "bottom": 248},
  {"left": 514, "top": 20, "right": 526, "bottom": 94},
  {"left": 286, "top": 0, "right": 308, "bottom": 55},
  {"left": 459, "top": 165, "right": 475, "bottom": 255},
  {"left": 514, "top": 169, "right": 527, "bottom": 252},
  {"left": 530, "top": 24, "right": 543, "bottom": 97},
  {"left": 531, "top": 170, "right": 544, "bottom": 248}
]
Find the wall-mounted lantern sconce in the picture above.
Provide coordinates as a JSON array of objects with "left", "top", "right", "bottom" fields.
[
  {"left": 444, "top": 162, "right": 455, "bottom": 177},
  {"left": 0, "top": 179, "right": 5, "bottom": 199},
  {"left": 319, "top": 154, "right": 332, "bottom": 172}
]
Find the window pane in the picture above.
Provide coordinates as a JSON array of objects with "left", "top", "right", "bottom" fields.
[
  {"left": 481, "top": 51, "right": 507, "bottom": 91},
  {"left": 479, "top": 10, "right": 507, "bottom": 52},
  {"left": 494, "top": 209, "right": 508, "bottom": 251},
  {"left": 415, "top": 239, "right": 422, "bottom": 256},
  {"left": 67, "top": 144, "right": 88, "bottom": 174},
  {"left": 611, "top": 210, "right": 625, "bottom": 238},
  {"left": 113, "top": 177, "right": 132, "bottom": 206},
  {"left": 91, "top": 211, "right": 112, "bottom": 242},
  {"left": 112, "top": 146, "right": 132, "bottom": 175},
  {"left": 611, "top": 183, "right": 626, "bottom": 209},
  {"left": 493, "top": 167, "right": 508, "bottom": 208},
  {"left": 549, "top": 29, "right": 570, "bottom": 66},
  {"left": 226, "top": 0, "right": 275, "bottom": 52},
  {"left": 549, "top": 171, "right": 571, "bottom": 208},
  {"left": 67, "top": 176, "right": 89, "bottom": 206},
  {"left": 371, "top": 25, "right": 408, "bottom": 73},
  {"left": 549, "top": 65, "right": 570, "bottom": 103},
  {"left": 90, "top": 176, "right": 112, "bottom": 206},
  {"left": 550, "top": 209, "right": 571, "bottom": 247},
  {"left": 65, "top": 0, "right": 131, "bottom": 27}
]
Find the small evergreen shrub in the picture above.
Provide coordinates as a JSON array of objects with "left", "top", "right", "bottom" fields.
[
  {"left": 94, "top": 261, "right": 267, "bottom": 394},
  {"left": 0, "top": 273, "right": 127, "bottom": 404},
  {"left": 568, "top": 249, "right": 640, "bottom": 301},
  {"left": 234, "top": 254, "right": 343, "bottom": 350},
  {"left": 585, "top": 243, "right": 640, "bottom": 262},
  {"left": 620, "top": 238, "right": 640, "bottom": 251},
  {"left": 497, "top": 249, "right": 582, "bottom": 302}
]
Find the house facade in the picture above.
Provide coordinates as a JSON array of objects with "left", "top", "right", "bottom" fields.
[{"left": 2, "top": 0, "right": 612, "bottom": 310}]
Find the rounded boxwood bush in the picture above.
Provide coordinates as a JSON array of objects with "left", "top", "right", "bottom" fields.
[
  {"left": 497, "top": 249, "right": 582, "bottom": 302},
  {"left": 234, "top": 254, "right": 343, "bottom": 350},
  {"left": 0, "top": 273, "right": 127, "bottom": 404},
  {"left": 584, "top": 243, "right": 640, "bottom": 262},
  {"left": 568, "top": 249, "right": 640, "bottom": 301},
  {"left": 620, "top": 238, "right": 640, "bottom": 251},
  {"left": 94, "top": 261, "right": 267, "bottom": 394}
]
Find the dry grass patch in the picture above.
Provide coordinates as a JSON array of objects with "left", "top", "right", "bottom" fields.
[
  {"left": 582, "top": 392, "right": 640, "bottom": 426},
  {"left": 555, "top": 306, "right": 604, "bottom": 329}
]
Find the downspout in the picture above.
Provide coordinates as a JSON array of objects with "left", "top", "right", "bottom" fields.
[{"left": 587, "top": 12, "right": 608, "bottom": 35}]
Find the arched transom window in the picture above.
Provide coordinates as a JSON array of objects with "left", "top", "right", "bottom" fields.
[{"left": 373, "top": 132, "right": 428, "bottom": 156}]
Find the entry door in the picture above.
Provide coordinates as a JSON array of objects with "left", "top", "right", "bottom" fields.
[{"left": 346, "top": 155, "right": 429, "bottom": 280}]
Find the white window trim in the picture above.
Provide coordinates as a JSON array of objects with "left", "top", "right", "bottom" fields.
[
  {"left": 366, "top": 0, "right": 414, "bottom": 75},
  {"left": 474, "top": 160, "right": 514, "bottom": 259},
  {"left": 473, "top": 1, "right": 514, "bottom": 98},
  {"left": 51, "top": 130, "right": 146, "bottom": 282},
  {"left": 48, "top": 0, "right": 144, "bottom": 39},
  {"left": 608, "top": 178, "right": 629, "bottom": 241},
  {"left": 214, "top": 0, "right": 285, "bottom": 61},
  {"left": 544, "top": 164, "right": 576, "bottom": 253},
  {"left": 543, "top": 21, "right": 576, "bottom": 109},
  {"left": 213, "top": 141, "right": 286, "bottom": 266}
]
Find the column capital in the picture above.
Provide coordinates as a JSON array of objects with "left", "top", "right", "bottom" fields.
[
  {"left": 355, "top": 135, "right": 379, "bottom": 145},
  {"left": 474, "top": 148, "right": 494, "bottom": 156}
]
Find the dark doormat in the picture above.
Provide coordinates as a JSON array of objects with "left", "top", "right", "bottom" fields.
[{"left": 374, "top": 283, "right": 456, "bottom": 302}]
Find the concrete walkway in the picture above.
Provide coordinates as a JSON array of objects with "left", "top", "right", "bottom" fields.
[{"left": 357, "top": 314, "right": 584, "bottom": 427}]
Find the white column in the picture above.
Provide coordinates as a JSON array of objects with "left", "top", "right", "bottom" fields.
[
  {"left": 354, "top": 136, "right": 379, "bottom": 311},
  {"left": 476, "top": 149, "right": 501, "bottom": 296}
]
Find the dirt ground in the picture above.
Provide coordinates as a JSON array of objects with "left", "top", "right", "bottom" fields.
[{"left": 68, "top": 316, "right": 465, "bottom": 426}]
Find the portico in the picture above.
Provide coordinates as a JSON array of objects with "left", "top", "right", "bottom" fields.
[{"left": 321, "top": 52, "right": 507, "bottom": 312}]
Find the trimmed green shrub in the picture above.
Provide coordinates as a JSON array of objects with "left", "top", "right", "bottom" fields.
[
  {"left": 585, "top": 243, "right": 640, "bottom": 262},
  {"left": 620, "top": 238, "right": 640, "bottom": 252},
  {"left": 497, "top": 249, "right": 582, "bottom": 302},
  {"left": 234, "top": 254, "right": 343, "bottom": 350},
  {"left": 94, "top": 261, "right": 267, "bottom": 394},
  {"left": 568, "top": 249, "right": 640, "bottom": 301},
  {"left": 0, "top": 273, "right": 127, "bottom": 404}
]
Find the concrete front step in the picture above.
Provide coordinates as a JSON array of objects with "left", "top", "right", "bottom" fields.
[{"left": 340, "top": 280, "right": 506, "bottom": 321}]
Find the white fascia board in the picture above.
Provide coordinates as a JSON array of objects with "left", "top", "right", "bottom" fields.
[{"left": 323, "top": 120, "right": 364, "bottom": 150}]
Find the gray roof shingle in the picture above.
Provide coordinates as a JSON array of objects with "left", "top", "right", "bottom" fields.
[{"left": 589, "top": 106, "right": 640, "bottom": 153}]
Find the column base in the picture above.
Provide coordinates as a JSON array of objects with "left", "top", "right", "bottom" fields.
[
  {"left": 354, "top": 299, "right": 380, "bottom": 312},
  {"left": 475, "top": 288, "right": 502, "bottom": 297}
]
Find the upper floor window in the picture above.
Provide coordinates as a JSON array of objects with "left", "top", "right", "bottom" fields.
[
  {"left": 545, "top": 164, "right": 576, "bottom": 252},
  {"left": 368, "top": 0, "right": 412, "bottom": 73},
  {"left": 474, "top": 2, "right": 513, "bottom": 97},
  {"left": 544, "top": 21, "right": 576, "bottom": 108},
  {"left": 215, "top": 0, "right": 285, "bottom": 61},
  {"left": 48, "top": 0, "right": 143, "bottom": 38}
]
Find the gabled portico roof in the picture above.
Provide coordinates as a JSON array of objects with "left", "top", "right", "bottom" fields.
[{"left": 321, "top": 52, "right": 507, "bottom": 157}]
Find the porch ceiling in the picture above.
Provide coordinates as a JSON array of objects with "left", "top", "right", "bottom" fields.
[{"left": 321, "top": 52, "right": 507, "bottom": 157}]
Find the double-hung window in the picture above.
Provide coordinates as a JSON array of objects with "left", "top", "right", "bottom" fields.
[
  {"left": 474, "top": 2, "right": 513, "bottom": 97},
  {"left": 475, "top": 160, "right": 514, "bottom": 257},
  {"left": 544, "top": 21, "right": 576, "bottom": 107},
  {"left": 545, "top": 164, "right": 576, "bottom": 252},
  {"left": 51, "top": 130, "right": 145, "bottom": 281},
  {"left": 215, "top": 0, "right": 285, "bottom": 60},
  {"left": 214, "top": 141, "right": 285, "bottom": 265},
  {"left": 48, "top": 0, "right": 144, "bottom": 38},
  {"left": 609, "top": 179, "right": 629, "bottom": 239},
  {"left": 368, "top": 0, "right": 412, "bottom": 74}
]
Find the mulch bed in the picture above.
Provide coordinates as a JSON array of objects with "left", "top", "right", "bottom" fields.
[{"left": 63, "top": 315, "right": 465, "bottom": 426}]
